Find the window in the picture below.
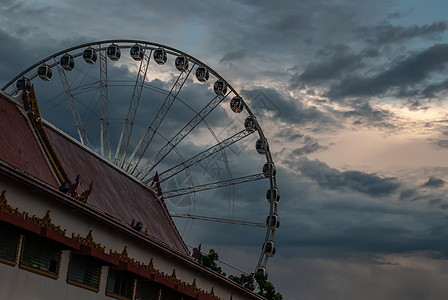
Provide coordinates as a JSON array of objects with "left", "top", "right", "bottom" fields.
[
  {"left": 20, "top": 235, "right": 61, "bottom": 278},
  {"left": 135, "top": 279, "right": 162, "bottom": 300},
  {"left": 106, "top": 270, "right": 135, "bottom": 299},
  {"left": 67, "top": 254, "right": 102, "bottom": 291},
  {"left": 0, "top": 225, "right": 21, "bottom": 266},
  {"left": 162, "top": 289, "right": 186, "bottom": 300}
]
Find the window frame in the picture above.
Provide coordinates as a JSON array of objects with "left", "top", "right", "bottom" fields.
[
  {"left": 0, "top": 224, "right": 21, "bottom": 267},
  {"left": 66, "top": 252, "right": 103, "bottom": 292},
  {"left": 106, "top": 269, "right": 136, "bottom": 300},
  {"left": 18, "top": 234, "right": 62, "bottom": 279},
  {"left": 135, "top": 278, "right": 164, "bottom": 300}
]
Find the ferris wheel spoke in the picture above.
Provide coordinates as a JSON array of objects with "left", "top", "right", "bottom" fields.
[
  {"left": 99, "top": 50, "right": 110, "bottom": 159},
  {"left": 169, "top": 213, "right": 265, "bottom": 227},
  {"left": 135, "top": 91, "right": 232, "bottom": 181},
  {"left": 54, "top": 58, "right": 90, "bottom": 147},
  {"left": 124, "top": 64, "right": 195, "bottom": 173},
  {"left": 163, "top": 173, "right": 265, "bottom": 199},
  {"left": 70, "top": 81, "right": 101, "bottom": 96},
  {"left": 114, "top": 50, "right": 152, "bottom": 167},
  {"left": 156, "top": 129, "right": 254, "bottom": 183}
]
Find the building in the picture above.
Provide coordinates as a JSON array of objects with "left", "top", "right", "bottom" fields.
[{"left": 0, "top": 87, "right": 265, "bottom": 300}]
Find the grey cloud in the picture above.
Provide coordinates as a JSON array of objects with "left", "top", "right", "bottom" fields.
[
  {"left": 292, "top": 142, "right": 326, "bottom": 156},
  {"left": 220, "top": 49, "right": 246, "bottom": 63},
  {"left": 360, "top": 21, "right": 448, "bottom": 45},
  {"left": 327, "top": 44, "right": 448, "bottom": 99},
  {"left": 295, "top": 157, "right": 400, "bottom": 196},
  {"left": 421, "top": 78, "right": 448, "bottom": 97},
  {"left": 343, "top": 99, "right": 395, "bottom": 128},
  {"left": 291, "top": 136, "right": 327, "bottom": 156},
  {"left": 422, "top": 177, "right": 445, "bottom": 188},
  {"left": 241, "top": 87, "right": 333, "bottom": 127},
  {"left": 437, "top": 140, "right": 448, "bottom": 148},
  {"left": 406, "top": 99, "right": 429, "bottom": 111},
  {"left": 399, "top": 189, "right": 418, "bottom": 200},
  {"left": 294, "top": 47, "right": 363, "bottom": 85}
]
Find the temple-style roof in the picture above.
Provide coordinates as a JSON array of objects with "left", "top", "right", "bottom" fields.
[
  {"left": 0, "top": 92, "right": 58, "bottom": 187},
  {"left": 44, "top": 122, "right": 187, "bottom": 252},
  {"left": 0, "top": 91, "right": 187, "bottom": 254}
]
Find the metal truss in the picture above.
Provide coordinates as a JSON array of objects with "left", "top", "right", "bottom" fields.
[
  {"left": 114, "top": 50, "right": 152, "bottom": 167},
  {"left": 135, "top": 91, "right": 232, "bottom": 181},
  {"left": 157, "top": 129, "right": 254, "bottom": 183},
  {"left": 99, "top": 50, "right": 110, "bottom": 159},
  {"left": 163, "top": 173, "right": 265, "bottom": 199},
  {"left": 169, "top": 212, "right": 265, "bottom": 227},
  {"left": 125, "top": 64, "right": 194, "bottom": 173},
  {"left": 54, "top": 58, "right": 90, "bottom": 147}
]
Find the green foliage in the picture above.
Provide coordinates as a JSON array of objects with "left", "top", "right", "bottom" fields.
[
  {"left": 228, "top": 273, "right": 256, "bottom": 291},
  {"left": 254, "top": 272, "right": 283, "bottom": 300},
  {"left": 194, "top": 248, "right": 283, "bottom": 300},
  {"left": 194, "top": 248, "right": 226, "bottom": 276},
  {"left": 229, "top": 272, "right": 283, "bottom": 300}
]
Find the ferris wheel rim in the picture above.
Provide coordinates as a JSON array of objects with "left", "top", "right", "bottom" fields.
[{"left": 4, "top": 39, "right": 279, "bottom": 274}]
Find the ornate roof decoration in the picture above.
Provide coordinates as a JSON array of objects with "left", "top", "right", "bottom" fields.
[
  {"left": 110, "top": 246, "right": 221, "bottom": 299},
  {"left": 26, "top": 210, "right": 66, "bottom": 236},
  {"left": 0, "top": 190, "right": 25, "bottom": 219},
  {"left": 74, "top": 180, "right": 94, "bottom": 204},
  {"left": 1, "top": 191, "right": 66, "bottom": 236},
  {"left": 72, "top": 230, "right": 105, "bottom": 252},
  {"left": 25, "top": 86, "right": 70, "bottom": 185}
]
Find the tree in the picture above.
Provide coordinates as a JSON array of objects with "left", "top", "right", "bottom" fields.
[
  {"left": 229, "top": 272, "right": 283, "bottom": 300},
  {"left": 193, "top": 248, "right": 283, "bottom": 299},
  {"left": 194, "top": 248, "right": 226, "bottom": 276},
  {"left": 228, "top": 273, "right": 256, "bottom": 291},
  {"left": 254, "top": 272, "right": 283, "bottom": 300}
]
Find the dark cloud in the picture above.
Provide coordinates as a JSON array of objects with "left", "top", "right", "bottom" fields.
[
  {"left": 360, "top": 21, "right": 448, "bottom": 45},
  {"left": 327, "top": 44, "right": 448, "bottom": 99},
  {"left": 220, "top": 49, "right": 246, "bottom": 63},
  {"left": 291, "top": 136, "right": 327, "bottom": 156},
  {"left": 422, "top": 177, "right": 446, "bottom": 188},
  {"left": 406, "top": 99, "right": 429, "bottom": 111},
  {"left": 343, "top": 99, "right": 395, "bottom": 128},
  {"left": 421, "top": 78, "right": 448, "bottom": 97},
  {"left": 399, "top": 189, "right": 418, "bottom": 200},
  {"left": 294, "top": 46, "right": 363, "bottom": 85},
  {"left": 294, "top": 157, "right": 400, "bottom": 196},
  {"left": 241, "top": 87, "right": 333, "bottom": 127},
  {"left": 438, "top": 140, "right": 448, "bottom": 149}
]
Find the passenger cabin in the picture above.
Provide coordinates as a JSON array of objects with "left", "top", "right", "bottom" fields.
[
  {"left": 130, "top": 44, "right": 144, "bottom": 61},
  {"left": 213, "top": 80, "right": 227, "bottom": 96},
  {"left": 196, "top": 67, "right": 209, "bottom": 83},
  {"left": 60, "top": 54, "right": 75, "bottom": 71},
  {"left": 107, "top": 44, "right": 121, "bottom": 61},
  {"left": 83, "top": 47, "right": 97, "bottom": 64},
  {"left": 154, "top": 48, "right": 167, "bottom": 65},
  {"left": 175, "top": 56, "right": 189, "bottom": 72},
  {"left": 37, "top": 64, "right": 52, "bottom": 81}
]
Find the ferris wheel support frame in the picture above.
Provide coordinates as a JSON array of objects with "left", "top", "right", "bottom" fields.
[{"left": 1, "top": 39, "right": 279, "bottom": 275}]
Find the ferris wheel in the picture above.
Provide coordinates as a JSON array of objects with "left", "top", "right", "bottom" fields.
[{"left": 1, "top": 40, "right": 279, "bottom": 277}]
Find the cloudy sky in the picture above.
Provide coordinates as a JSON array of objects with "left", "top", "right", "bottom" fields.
[{"left": 2, "top": 0, "right": 448, "bottom": 299}]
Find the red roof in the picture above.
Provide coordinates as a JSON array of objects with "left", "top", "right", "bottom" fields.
[
  {"left": 0, "top": 91, "right": 187, "bottom": 254},
  {"left": 0, "top": 92, "right": 58, "bottom": 186},
  {"left": 44, "top": 123, "right": 187, "bottom": 252}
]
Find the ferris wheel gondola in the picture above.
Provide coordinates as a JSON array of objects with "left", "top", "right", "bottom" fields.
[{"left": 60, "top": 54, "right": 75, "bottom": 71}]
